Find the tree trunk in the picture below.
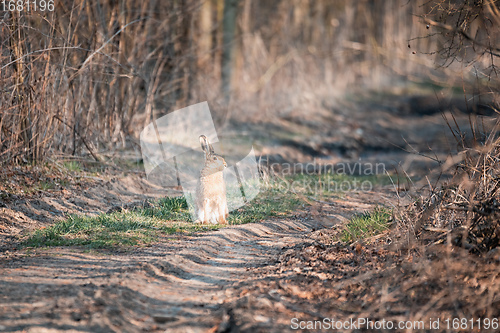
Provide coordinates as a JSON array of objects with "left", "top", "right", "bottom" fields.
[
  {"left": 220, "top": 0, "right": 239, "bottom": 105},
  {"left": 198, "top": 0, "right": 213, "bottom": 67}
]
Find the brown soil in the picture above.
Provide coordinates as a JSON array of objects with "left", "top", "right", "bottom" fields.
[
  {"left": 2, "top": 180, "right": 498, "bottom": 333},
  {"left": 0, "top": 175, "right": 390, "bottom": 332}
]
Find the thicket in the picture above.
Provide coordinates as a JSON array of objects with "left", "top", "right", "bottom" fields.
[
  {"left": 400, "top": 0, "right": 500, "bottom": 253},
  {"left": 1, "top": 0, "right": 456, "bottom": 165}
]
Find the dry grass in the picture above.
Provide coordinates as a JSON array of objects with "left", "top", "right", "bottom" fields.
[
  {"left": 373, "top": 115, "right": 500, "bottom": 330},
  {"left": 398, "top": 119, "right": 500, "bottom": 254},
  {"left": 1, "top": 0, "right": 480, "bottom": 166}
]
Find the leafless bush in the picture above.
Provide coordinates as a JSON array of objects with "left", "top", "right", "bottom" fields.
[
  {"left": 0, "top": 0, "right": 483, "bottom": 165},
  {"left": 419, "top": 0, "right": 500, "bottom": 106},
  {"left": 394, "top": 1, "right": 500, "bottom": 254},
  {"left": 398, "top": 119, "right": 500, "bottom": 254},
  {"left": 1, "top": 1, "right": 202, "bottom": 164}
]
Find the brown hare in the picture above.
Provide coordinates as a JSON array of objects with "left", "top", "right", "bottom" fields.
[{"left": 195, "top": 135, "right": 228, "bottom": 224}]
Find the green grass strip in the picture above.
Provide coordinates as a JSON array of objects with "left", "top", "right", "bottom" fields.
[{"left": 341, "top": 206, "right": 392, "bottom": 243}]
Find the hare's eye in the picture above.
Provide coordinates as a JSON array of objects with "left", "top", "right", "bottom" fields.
[{"left": 213, "top": 157, "right": 217, "bottom": 160}]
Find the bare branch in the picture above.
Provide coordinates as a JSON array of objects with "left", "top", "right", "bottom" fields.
[{"left": 422, "top": 17, "right": 500, "bottom": 58}]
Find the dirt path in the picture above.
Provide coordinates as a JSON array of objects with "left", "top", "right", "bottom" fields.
[
  {"left": 0, "top": 213, "right": 336, "bottom": 332},
  {"left": 4, "top": 182, "right": 498, "bottom": 333},
  {"left": 0, "top": 156, "right": 398, "bottom": 333},
  {"left": 2, "top": 93, "right": 499, "bottom": 332}
]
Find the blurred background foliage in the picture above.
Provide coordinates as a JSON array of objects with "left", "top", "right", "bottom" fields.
[{"left": 0, "top": 0, "right": 499, "bottom": 164}]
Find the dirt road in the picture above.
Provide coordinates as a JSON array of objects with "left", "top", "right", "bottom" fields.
[
  {"left": 0, "top": 157, "right": 396, "bottom": 333},
  {"left": 0, "top": 212, "right": 336, "bottom": 332},
  {"left": 2, "top": 94, "right": 487, "bottom": 332}
]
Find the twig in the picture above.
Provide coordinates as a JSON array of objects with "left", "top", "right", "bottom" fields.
[
  {"left": 423, "top": 226, "right": 449, "bottom": 233},
  {"left": 0, "top": 46, "right": 81, "bottom": 71},
  {"left": 68, "top": 18, "right": 146, "bottom": 82},
  {"left": 52, "top": 115, "right": 100, "bottom": 162},
  {"left": 422, "top": 17, "right": 500, "bottom": 58}
]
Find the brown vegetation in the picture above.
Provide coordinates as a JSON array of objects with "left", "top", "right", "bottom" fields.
[
  {"left": 401, "top": 131, "right": 500, "bottom": 254},
  {"left": 1, "top": 0, "right": 484, "bottom": 166}
]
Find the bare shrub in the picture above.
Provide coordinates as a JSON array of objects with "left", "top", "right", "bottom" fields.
[
  {"left": 1, "top": 1, "right": 202, "bottom": 164},
  {"left": 419, "top": 0, "right": 500, "bottom": 107},
  {"left": 1, "top": 0, "right": 492, "bottom": 165},
  {"left": 400, "top": 127, "right": 500, "bottom": 253},
  {"left": 395, "top": 1, "right": 500, "bottom": 254}
]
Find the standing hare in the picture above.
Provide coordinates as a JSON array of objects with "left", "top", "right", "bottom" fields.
[{"left": 195, "top": 135, "right": 228, "bottom": 224}]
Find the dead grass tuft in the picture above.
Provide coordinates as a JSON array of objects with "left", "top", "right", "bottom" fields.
[{"left": 399, "top": 132, "right": 500, "bottom": 255}]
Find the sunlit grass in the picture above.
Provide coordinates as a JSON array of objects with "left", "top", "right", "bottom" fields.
[
  {"left": 341, "top": 207, "right": 393, "bottom": 243},
  {"left": 23, "top": 178, "right": 302, "bottom": 249},
  {"left": 24, "top": 173, "right": 392, "bottom": 249},
  {"left": 62, "top": 161, "right": 82, "bottom": 172}
]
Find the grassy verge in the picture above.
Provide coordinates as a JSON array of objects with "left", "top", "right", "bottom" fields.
[
  {"left": 23, "top": 172, "right": 394, "bottom": 249},
  {"left": 24, "top": 197, "right": 191, "bottom": 248},
  {"left": 341, "top": 206, "right": 393, "bottom": 243},
  {"left": 23, "top": 177, "right": 303, "bottom": 249}
]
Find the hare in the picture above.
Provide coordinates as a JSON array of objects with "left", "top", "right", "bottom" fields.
[{"left": 195, "top": 135, "right": 228, "bottom": 224}]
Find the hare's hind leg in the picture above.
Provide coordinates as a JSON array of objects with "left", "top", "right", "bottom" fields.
[
  {"left": 202, "top": 199, "right": 210, "bottom": 224},
  {"left": 218, "top": 200, "right": 228, "bottom": 224},
  {"left": 195, "top": 207, "right": 204, "bottom": 224}
]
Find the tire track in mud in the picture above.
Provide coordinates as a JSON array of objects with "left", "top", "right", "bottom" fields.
[{"left": 0, "top": 218, "right": 328, "bottom": 332}]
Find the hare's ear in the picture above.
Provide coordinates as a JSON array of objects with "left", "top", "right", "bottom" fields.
[
  {"left": 208, "top": 142, "right": 215, "bottom": 155},
  {"left": 199, "top": 135, "right": 211, "bottom": 155}
]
